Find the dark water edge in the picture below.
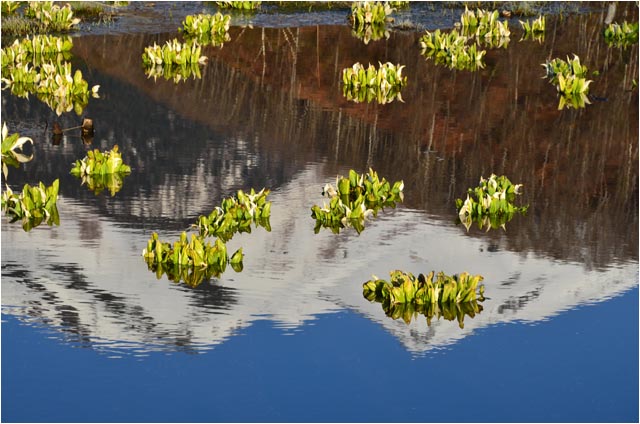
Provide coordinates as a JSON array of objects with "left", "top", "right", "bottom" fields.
[{"left": 2, "top": 285, "right": 638, "bottom": 423}]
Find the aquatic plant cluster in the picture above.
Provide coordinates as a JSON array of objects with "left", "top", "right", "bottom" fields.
[
  {"left": 341, "top": 62, "right": 407, "bottom": 104},
  {"left": 23, "top": 1, "right": 81, "bottom": 32},
  {"left": 0, "top": 1, "right": 80, "bottom": 36},
  {"left": 311, "top": 169, "right": 404, "bottom": 234},
  {"left": 194, "top": 188, "right": 271, "bottom": 241},
  {"left": 418, "top": 8, "right": 551, "bottom": 74},
  {"left": 0, "top": 35, "right": 100, "bottom": 116},
  {"left": 70, "top": 145, "right": 132, "bottom": 196},
  {"left": 142, "top": 39, "right": 208, "bottom": 66},
  {"left": 216, "top": 1, "right": 261, "bottom": 10},
  {"left": 603, "top": 21, "right": 639, "bottom": 48},
  {"left": 520, "top": 15, "right": 545, "bottom": 41},
  {"left": 363, "top": 270, "right": 485, "bottom": 328},
  {"left": 1, "top": 179, "right": 60, "bottom": 232},
  {"left": 459, "top": 6, "right": 511, "bottom": 47},
  {"left": 349, "top": 1, "right": 394, "bottom": 45},
  {"left": 456, "top": 174, "right": 528, "bottom": 232},
  {"left": 1, "top": 122, "right": 59, "bottom": 231},
  {"left": 141, "top": 38, "right": 209, "bottom": 83},
  {"left": 180, "top": 13, "right": 231, "bottom": 47},
  {"left": 143, "top": 12, "right": 235, "bottom": 83},
  {"left": 1, "top": 0, "right": 21, "bottom": 15},
  {"left": 419, "top": 7, "right": 513, "bottom": 72},
  {"left": 419, "top": 29, "right": 486, "bottom": 72},
  {"left": 143, "top": 189, "right": 272, "bottom": 287},
  {"left": 542, "top": 55, "right": 592, "bottom": 110},
  {"left": 143, "top": 232, "right": 244, "bottom": 288},
  {"left": 1, "top": 122, "right": 33, "bottom": 180}
]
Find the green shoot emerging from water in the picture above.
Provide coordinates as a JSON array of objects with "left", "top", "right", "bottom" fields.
[
  {"left": 456, "top": 174, "right": 528, "bottom": 232},
  {"left": 311, "top": 168, "right": 403, "bottom": 234},
  {"left": 1, "top": 179, "right": 60, "bottom": 232},
  {"left": 363, "top": 270, "right": 485, "bottom": 328},
  {"left": 341, "top": 62, "right": 407, "bottom": 104}
]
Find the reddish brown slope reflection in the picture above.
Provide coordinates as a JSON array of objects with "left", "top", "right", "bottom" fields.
[{"left": 71, "top": 8, "right": 638, "bottom": 267}]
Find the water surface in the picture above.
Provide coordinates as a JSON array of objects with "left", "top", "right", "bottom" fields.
[{"left": 1, "top": 4, "right": 638, "bottom": 422}]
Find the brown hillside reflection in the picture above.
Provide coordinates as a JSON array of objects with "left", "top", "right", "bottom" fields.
[{"left": 70, "top": 9, "right": 638, "bottom": 269}]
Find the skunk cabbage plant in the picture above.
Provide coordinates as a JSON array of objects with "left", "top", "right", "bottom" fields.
[
  {"left": 311, "top": 168, "right": 403, "bottom": 234},
  {"left": 1, "top": 179, "right": 60, "bottom": 231},
  {"left": 194, "top": 188, "right": 272, "bottom": 241},
  {"left": 456, "top": 174, "right": 528, "bottom": 231},
  {"left": 341, "top": 62, "right": 407, "bottom": 104},
  {"left": 363, "top": 270, "right": 485, "bottom": 328},
  {"left": 1, "top": 122, "right": 34, "bottom": 180},
  {"left": 542, "top": 54, "right": 592, "bottom": 110}
]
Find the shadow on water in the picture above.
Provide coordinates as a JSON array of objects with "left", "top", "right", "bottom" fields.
[{"left": 1, "top": 5, "right": 638, "bottom": 355}]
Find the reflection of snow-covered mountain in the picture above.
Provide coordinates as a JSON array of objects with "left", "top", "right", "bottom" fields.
[{"left": 2, "top": 163, "right": 637, "bottom": 356}]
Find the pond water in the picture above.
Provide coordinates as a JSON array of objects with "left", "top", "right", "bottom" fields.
[{"left": 2, "top": 3, "right": 638, "bottom": 422}]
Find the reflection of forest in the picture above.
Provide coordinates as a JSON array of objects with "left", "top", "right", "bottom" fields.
[{"left": 4, "top": 7, "right": 636, "bottom": 269}]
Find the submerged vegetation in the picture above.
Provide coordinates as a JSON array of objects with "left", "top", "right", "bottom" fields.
[
  {"left": 363, "top": 270, "right": 485, "bottom": 328},
  {"left": 1, "top": 179, "right": 60, "bottom": 231},
  {"left": 542, "top": 54, "right": 592, "bottom": 110},
  {"left": 1, "top": 35, "right": 100, "bottom": 115},
  {"left": 456, "top": 174, "right": 528, "bottom": 232},
  {"left": 311, "top": 168, "right": 404, "bottom": 234},
  {"left": 341, "top": 62, "right": 407, "bottom": 103},
  {"left": 603, "top": 21, "right": 639, "bottom": 48},
  {"left": 70, "top": 145, "right": 132, "bottom": 196}
]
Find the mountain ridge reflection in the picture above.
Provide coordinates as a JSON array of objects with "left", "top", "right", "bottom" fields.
[
  {"left": 1, "top": 9, "right": 637, "bottom": 357},
  {"left": 2, "top": 166, "right": 637, "bottom": 357}
]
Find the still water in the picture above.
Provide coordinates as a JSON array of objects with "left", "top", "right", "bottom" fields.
[{"left": 1, "top": 3, "right": 638, "bottom": 422}]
